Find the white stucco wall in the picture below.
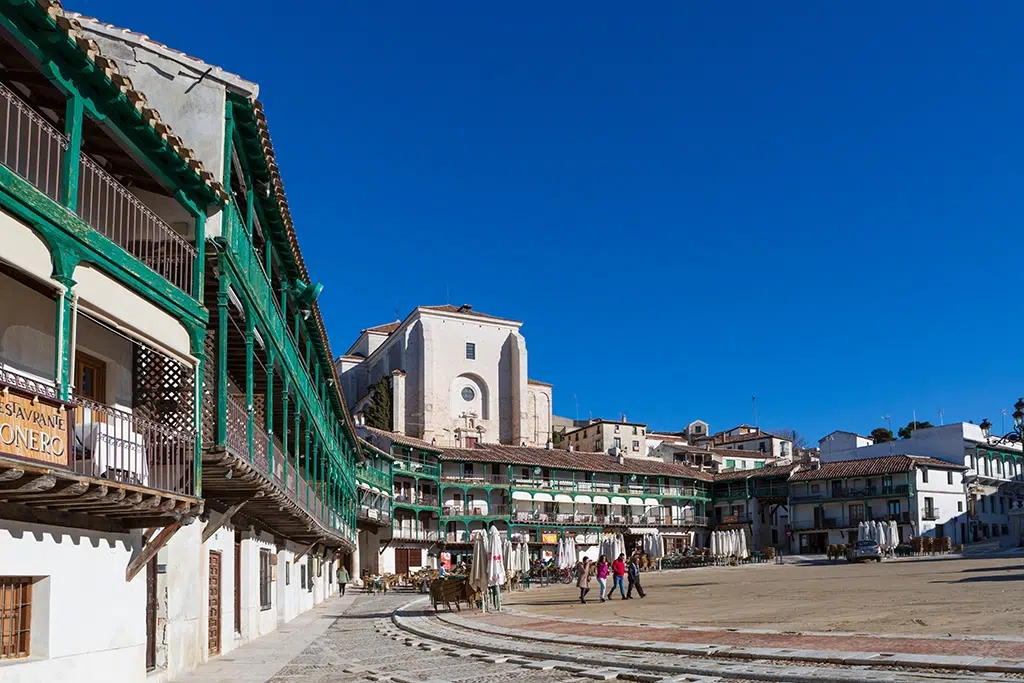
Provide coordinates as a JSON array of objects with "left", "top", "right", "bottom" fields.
[{"left": 0, "top": 522, "right": 146, "bottom": 683}]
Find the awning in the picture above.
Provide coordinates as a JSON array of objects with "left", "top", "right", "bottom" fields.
[
  {"left": 627, "top": 497, "right": 644, "bottom": 506},
  {"left": 644, "top": 498, "right": 658, "bottom": 506},
  {"left": 534, "top": 492, "right": 554, "bottom": 502},
  {"left": 628, "top": 527, "right": 657, "bottom": 534},
  {"left": 371, "top": 487, "right": 381, "bottom": 494},
  {"left": 611, "top": 496, "right": 627, "bottom": 505},
  {"left": 511, "top": 491, "right": 532, "bottom": 501},
  {"left": 358, "top": 482, "right": 370, "bottom": 491},
  {"left": 574, "top": 494, "right": 593, "bottom": 504},
  {"left": 554, "top": 494, "right": 573, "bottom": 503},
  {"left": 593, "top": 495, "right": 610, "bottom": 504}
]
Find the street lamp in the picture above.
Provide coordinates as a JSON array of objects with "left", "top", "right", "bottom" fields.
[{"left": 1012, "top": 398, "right": 1024, "bottom": 440}]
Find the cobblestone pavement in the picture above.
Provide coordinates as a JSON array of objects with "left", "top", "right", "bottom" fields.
[{"left": 267, "top": 592, "right": 666, "bottom": 683}]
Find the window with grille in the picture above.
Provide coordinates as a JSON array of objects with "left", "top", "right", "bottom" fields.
[
  {"left": 300, "top": 564, "right": 306, "bottom": 590},
  {"left": 1, "top": 577, "right": 32, "bottom": 660},
  {"left": 259, "top": 550, "right": 272, "bottom": 610},
  {"left": 306, "top": 557, "right": 313, "bottom": 593}
]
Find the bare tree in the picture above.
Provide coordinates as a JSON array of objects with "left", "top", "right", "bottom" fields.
[{"left": 769, "top": 427, "right": 809, "bottom": 449}]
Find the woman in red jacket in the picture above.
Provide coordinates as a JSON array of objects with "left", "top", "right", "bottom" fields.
[{"left": 610, "top": 554, "right": 627, "bottom": 599}]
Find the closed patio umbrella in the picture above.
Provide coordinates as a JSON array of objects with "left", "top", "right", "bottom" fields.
[
  {"left": 487, "top": 526, "right": 506, "bottom": 610},
  {"left": 469, "top": 530, "right": 488, "bottom": 599},
  {"left": 710, "top": 530, "right": 718, "bottom": 557}
]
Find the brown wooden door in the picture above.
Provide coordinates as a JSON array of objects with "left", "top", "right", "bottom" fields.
[
  {"left": 146, "top": 557, "right": 158, "bottom": 671},
  {"left": 395, "top": 548, "right": 410, "bottom": 575},
  {"left": 234, "top": 535, "right": 242, "bottom": 634},
  {"left": 208, "top": 551, "right": 221, "bottom": 656}
]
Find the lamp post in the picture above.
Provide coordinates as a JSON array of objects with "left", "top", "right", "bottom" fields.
[{"left": 1012, "top": 399, "right": 1024, "bottom": 442}]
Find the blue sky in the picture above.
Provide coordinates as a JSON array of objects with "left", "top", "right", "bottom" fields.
[{"left": 79, "top": 1, "right": 1024, "bottom": 442}]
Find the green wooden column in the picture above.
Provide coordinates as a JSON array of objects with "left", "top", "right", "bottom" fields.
[
  {"left": 266, "top": 356, "right": 275, "bottom": 473},
  {"left": 304, "top": 424, "right": 311, "bottom": 510},
  {"left": 294, "top": 408, "right": 301, "bottom": 501},
  {"left": 281, "top": 387, "right": 290, "bottom": 488},
  {"left": 245, "top": 322, "right": 254, "bottom": 463},
  {"left": 60, "top": 92, "right": 83, "bottom": 210},
  {"left": 215, "top": 272, "right": 229, "bottom": 446},
  {"left": 53, "top": 277, "right": 75, "bottom": 401}
]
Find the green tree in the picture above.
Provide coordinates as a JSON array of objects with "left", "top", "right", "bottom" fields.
[
  {"left": 897, "top": 420, "right": 933, "bottom": 440},
  {"left": 870, "top": 427, "right": 895, "bottom": 443},
  {"left": 363, "top": 376, "right": 393, "bottom": 431}
]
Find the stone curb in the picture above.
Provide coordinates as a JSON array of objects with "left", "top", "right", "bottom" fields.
[{"left": 390, "top": 599, "right": 1000, "bottom": 683}]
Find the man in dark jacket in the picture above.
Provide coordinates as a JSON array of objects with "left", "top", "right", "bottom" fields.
[{"left": 626, "top": 553, "right": 646, "bottom": 599}]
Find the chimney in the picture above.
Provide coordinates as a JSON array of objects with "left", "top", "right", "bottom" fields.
[
  {"left": 616, "top": 452, "right": 625, "bottom": 465},
  {"left": 545, "top": 439, "right": 553, "bottom": 450},
  {"left": 568, "top": 443, "right": 574, "bottom": 452}
]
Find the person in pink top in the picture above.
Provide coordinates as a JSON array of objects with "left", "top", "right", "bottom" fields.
[{"left": 595, "top": 556, "right": 610, "bottom": 602}]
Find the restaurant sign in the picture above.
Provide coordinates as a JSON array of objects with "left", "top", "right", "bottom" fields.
[{"left": 0, "top": 387, "right": 71, "bottom": 468}]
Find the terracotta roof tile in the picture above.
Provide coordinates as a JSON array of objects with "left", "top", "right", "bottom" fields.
[
  {"left": 420, "top": 304, "right": 513, "bottom": 322},
  {"left": 362, "top": 426, "right": 441, "bottom": 453},
  {"left": 790, "top": 455, "right": 964, "bottom": 482},
  {"left": 362, "top": 321, "right": 401, "bottom": 335},
  {"left": 713, "top": 464, "right": 798, "bottom": 482},
  {"left": 438, "top": 444, "right": 714, "bottom": 482}
]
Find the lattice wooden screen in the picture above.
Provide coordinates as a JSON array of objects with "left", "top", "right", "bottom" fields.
[
  {"left": 133, "top": 344, "right": 195, "bottom": 436},
  {"left": 201, "top": 329, "right": 218, "bottom": 447}
]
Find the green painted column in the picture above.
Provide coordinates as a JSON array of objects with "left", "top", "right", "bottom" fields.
[
  {"left": 281, "top": 387, "right": 290, "bottom": 488},
  {"left": 191, "top": 211, "right": 206, "bottom": 300},
  {"left": 215, "top": 273, "right": 229, "bottom": 446},
  {"left": 266, "top": 356, "right": 275, "bottom": 473},
  {"left": 294, "top": 408, "right": 301, "bottom": 501},
  {"left": 245, "top": 323, "right": 254, "bottom": 463},
  {"left": 53, "top": 278, "right": 75, "bottom": 401},
  {"left": 245, "top": 185, "right": 254, "bottom": 236},
  {"left": 60, "top": 93, "right": 83, "bottom": 210}
]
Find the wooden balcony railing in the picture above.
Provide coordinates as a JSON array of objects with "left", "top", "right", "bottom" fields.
[{"left": 72, "top": 396, "right": 196, "bottom": 496}]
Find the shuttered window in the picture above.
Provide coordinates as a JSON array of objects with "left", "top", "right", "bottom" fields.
[
  {"left": 259, "top": 550, "right": 272, "bottom": 610},
  {"left": 1, "top": 577, "right": 32, "bottom": 660}
]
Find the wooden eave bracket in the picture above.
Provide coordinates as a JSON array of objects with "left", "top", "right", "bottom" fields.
[
  {"left": 294, "top": 540, "right": 318, "bottom": 561},
  {"left": 200, "top": 498, "right": 251, "bottom": 544},
  {"left": 126, "top": 520, "right": 182, "bottom": 582}
]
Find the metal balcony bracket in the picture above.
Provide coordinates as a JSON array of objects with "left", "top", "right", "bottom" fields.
[{"left": 126, "top": 521, "right": 183, "bottom": 582}]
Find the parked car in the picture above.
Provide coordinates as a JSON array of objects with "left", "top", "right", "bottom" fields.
[{"left": 847, "top": 539, "right": 882, "bottom": 563}]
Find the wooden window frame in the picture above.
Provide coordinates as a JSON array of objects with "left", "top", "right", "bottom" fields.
[
  {"left": 258, "top": 550, "right": 272, "bottom": 611},
  {"left": 75, "top": 350, "right": 107, "bottom": 403},
  {"left": 0, "top": 577, "right": 32, "bottom": 660}
]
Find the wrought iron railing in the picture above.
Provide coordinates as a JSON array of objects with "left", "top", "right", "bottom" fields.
[
  {"left": 440, "top": 472, "right": 509, "bottom": 485},
  {"left": 77, "top": 155, "right": 195, "bottom": 294},
  {"left": 393, "top": 459, "right": 440, "bottom": 478},
  {"left": 356, "top": 464, "right": 390, "bottom": 490},
  {"left": 72, "top": 396, "right": 196, "bottom": 496},
  {"left": 440, "top": 504, "right": 509, "bottom": 517},
  {"left": 394, "top": 492, "right": 438, "bottom": 507},
  {"left": 0, "top": 83, "right": 196, "bottom": 295},
  {"left": 391, "top": 527, "right": 440, "bottom": 542},
  {"left": 0, "top": 82, "right": 65, "bottom": 202}
]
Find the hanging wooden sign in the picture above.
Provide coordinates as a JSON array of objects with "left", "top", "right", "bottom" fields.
[{"left": 0, "top": 384, "right": 72, "bottom": 468}]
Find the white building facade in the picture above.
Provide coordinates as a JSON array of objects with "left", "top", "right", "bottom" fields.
[
  {"left": 337, "top": 305, "right": 553, "bottom": 447},
  {"left": 819, "top": 423, "right": 1024, "bottom": 546}
]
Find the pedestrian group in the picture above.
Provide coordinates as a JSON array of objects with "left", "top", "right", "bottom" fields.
[{"left": 577, "top": 552, "right": 646, "bottom": 604}]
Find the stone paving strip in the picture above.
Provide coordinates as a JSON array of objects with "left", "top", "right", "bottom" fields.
[
  {"left": 393, "top": 598, "right": 1012, "bottom": 683},
  {"left": 440, "top": 605, "right": 1024, "bottom": 675}
]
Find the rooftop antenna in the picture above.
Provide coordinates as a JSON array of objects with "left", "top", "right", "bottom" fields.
[
  {"left": 882, "top": 415, "right": 893, "bottom": 455},
  {"left": 752, "top": 395, "right": 758, "bottom": 428},
  {"left": 937, "top": 408, "right": 944, "bottom": 426},
  {"left": 1002, "top": 408, "right": 1008, "bottom": 435}
]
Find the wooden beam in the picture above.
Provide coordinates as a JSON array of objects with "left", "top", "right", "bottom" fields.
[
  {"left": 126, "top": 521, "right": 182, "bottom": 582},
  {"left": 201, "top": 500, "right": 248, "bottom": 543},
  {"left": 294, "top": 540, "right": 317, "bottom": 561},
  {"left": 0, "top": 474, "right": 56, "bottom": 493},
  {"left": 0, "top": 468, "right": 25, "bottom": 482}
]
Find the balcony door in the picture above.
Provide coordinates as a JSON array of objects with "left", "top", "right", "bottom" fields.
[{"left": 75, "top": 351, "right": 108, "bottom": 403}]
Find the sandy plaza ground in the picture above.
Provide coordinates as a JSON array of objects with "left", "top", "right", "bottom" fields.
[{"left": 502, "top": 555, "right": 1024, "bottom": 636}]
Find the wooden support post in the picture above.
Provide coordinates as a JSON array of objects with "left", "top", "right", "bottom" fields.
[
  {"left": 126, "top": 521, "right": 182, "bottom": 582},
  {"left": 201, "top": 500, "right": 249, "bottom": 543}
]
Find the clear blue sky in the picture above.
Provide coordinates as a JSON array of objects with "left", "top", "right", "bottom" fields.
[{"left": 80, "top": 1, "right": 1024, "bottom": 442}]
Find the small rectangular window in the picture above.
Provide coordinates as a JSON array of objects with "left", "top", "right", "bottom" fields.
[
  {"left": 613, "top": 437, "right": 621, "bottom": 449},
  {"left": 259, "top": 550, "right": 272, "bottom": 610},
  {"left": 307, "top": 557, "right": 314, "bottom": 593},
  {"left": 285, "top": 562, "right": 291, "bottom": 586},
  {"left": 300, "top": 564, "right": 306, "bottom": 590},
  {"left": 957, "top": 501, "right": 963, "bottom": 512},
  {"left": 614, "top": 424, "right": 620, "bottom": 433},
  {"left": 947, "top": 471, "right": 953, "bottom": 485},
  {"left": 726, "top": 459, "right": 736, "bottom": 468},
  {"left": 0, "top": 577, "right": 32, "bottom": 660},
  {"left": 922, "top": 468, "right": 929, "bottom": 483},
  {"left": 465, "top": 343, "right": 476, "bottom": 360},
  {"left": 632, "top": 440, "right": 640, "bottom": 450}
]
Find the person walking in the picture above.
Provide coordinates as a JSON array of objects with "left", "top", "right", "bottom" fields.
[
  {"left": 576, "top": 557, "right": 593, "bottom": 604},
  {"left": 595, "top": 555, "right": 610, "bottom": 602},
  {"left": 610, "top": 553, "right": 627, "bottom": 599},
  {"left": 337, "top": 565, "right": 350, "bottom": 597},
  {"left": 626, "top": 553, "right": 646, "bottom": 599}
]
